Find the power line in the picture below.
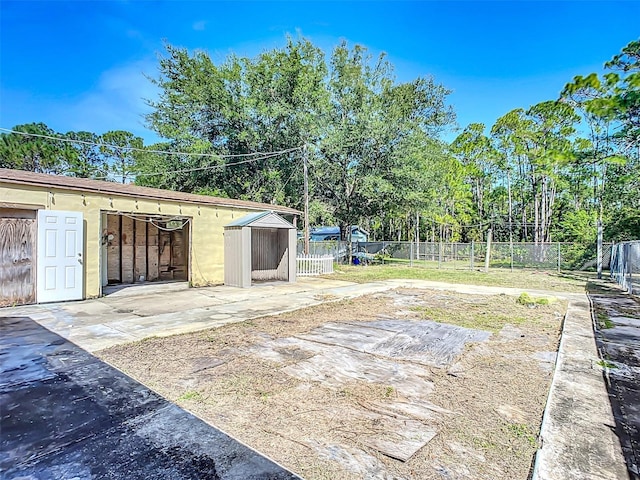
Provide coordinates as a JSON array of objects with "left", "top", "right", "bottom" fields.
[
  {"left": 130, "top": 150, "right": 295, "bottom": 178},
  {"left": 0, "top": 127, "right": 303, "bottom": 159},
  {"left": 422, "top": 217, "right": 490, "bottom": 228}
]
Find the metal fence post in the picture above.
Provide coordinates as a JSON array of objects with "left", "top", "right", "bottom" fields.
[
  {"left": 557, "top": 242, "right": 561, "bottom": 272},
  {"left": 470, "top": 240, "right": 474, "bottom": 270},
  {"left": 597, "top": 220, "right": 603, "bottom": 279},
  {"left": 410, "top": 242, "right": 414, "bottom": 267},
  {"left": 484, "top": 228, "right": 492, "bottom": 273}
]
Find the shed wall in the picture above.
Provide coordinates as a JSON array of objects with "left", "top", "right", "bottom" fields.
[
  {"left": 0, "top": 183, "right": 264, "bottom": 298},
  {"left": 288, "top": 228, "right": 297, "bottom": 283},
  {"left": 224, "top": 227, "right": 251, "bottom": 288}
]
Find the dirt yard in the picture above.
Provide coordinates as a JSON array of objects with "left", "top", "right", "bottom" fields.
[{"left": 98, "top": 288, "right": 566, "bottom": 480}]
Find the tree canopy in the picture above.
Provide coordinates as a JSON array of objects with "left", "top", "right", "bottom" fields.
[
  {"left": 2, "top": 37, "right": 639, "bottom": 245},
  {"left": 0, "top": 123, "right": 143, "bottom": 181},
  {"left": 142, "top": 37, "right": 456, "bottom": 238}
]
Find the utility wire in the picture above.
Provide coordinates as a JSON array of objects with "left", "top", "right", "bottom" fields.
[
  {"left": 422, "top": 217, "right": 491, "bottom": 228},
  {"left": 132, "top": 150, "right": 294, "bottom": 178},
  {"left": 0, "top": 127, "right": 303, "bottom": 159}
]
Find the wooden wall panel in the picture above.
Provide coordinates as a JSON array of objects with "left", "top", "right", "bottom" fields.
[
  {"left": 0, "top": 208, "right": 36, "bottom": 219},
  {"left": 0, "top": 217, "right": 35, "bottom": 306},
  {"left": 159, "top": 230, "right": 172, "bottom": 280},
  {"left": 147, "top": 223, "right": 159, "bottom": 281},
  {"left": 121, "top": 215, "right": 134, "bottom": 284},
  {"left": 106, "top": 214, "right": 121, "bottom": 283},
  {"left": 104, "top": 215, "right": 188, "bottom": 285},
  {"left": 171, "top": 229, "right": 187, "bottom": 281},
  {"left": 134, "top": 219, "right": 147, "bottom": 282}
]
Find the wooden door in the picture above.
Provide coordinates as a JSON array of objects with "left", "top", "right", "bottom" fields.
[{"left": 0, "top": 217, "right": 36, "bottom": 306}]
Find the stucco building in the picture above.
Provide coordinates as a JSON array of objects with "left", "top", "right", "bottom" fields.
[{"left": 0, "top": 168, "right": 300, "bottom": 306}]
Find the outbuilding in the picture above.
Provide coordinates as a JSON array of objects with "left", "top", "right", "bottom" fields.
[
  {"left": 0, "top": 169, "right": 300, "bottom": 306},
  {"left": 223, "top": 211, "right": 297, "bottom": 288}
]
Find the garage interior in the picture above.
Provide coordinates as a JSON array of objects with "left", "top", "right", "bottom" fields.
[{"left": 104, "top": 213, "right": 190, "bottom": 285}]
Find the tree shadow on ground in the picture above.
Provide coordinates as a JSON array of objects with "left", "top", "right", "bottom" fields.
[{"left": 548, "top": 270, "right": 597, "bottom": 288}]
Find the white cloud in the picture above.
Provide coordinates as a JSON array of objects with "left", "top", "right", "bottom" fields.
[{"left": 57, "top": 59, "right": 162, "bottom": 143}]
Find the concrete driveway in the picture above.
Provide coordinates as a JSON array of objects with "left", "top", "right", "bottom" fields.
[{"left": 0, "top": 316, "right": 299, "bottom": 479}]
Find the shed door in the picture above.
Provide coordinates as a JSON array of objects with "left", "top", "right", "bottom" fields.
[{"left": 37, "top": 210, "right": 84, "bottom": 303}]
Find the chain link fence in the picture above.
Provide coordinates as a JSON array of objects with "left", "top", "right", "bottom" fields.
[
  {"left": 298, "top": 240, "right": 612, "bottom": 271},
  {"left": 610, "top": 241, "right": 640, "bottom": 294}
]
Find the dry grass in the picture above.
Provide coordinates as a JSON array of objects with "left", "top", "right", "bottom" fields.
[
  {"left": 327, "top": 264, "right": 590, "bottom": 293},
  {"left": 98, "top": 289, "right": 566, "bottom": 480}
]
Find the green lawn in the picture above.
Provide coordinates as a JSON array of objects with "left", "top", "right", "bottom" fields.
[{"left": 324, "top": 264, "right": 593, "bottom": 293}]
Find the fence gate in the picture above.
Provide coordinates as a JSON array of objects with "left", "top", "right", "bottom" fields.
[{"left": 610, "top": 241, "right": 640, "bottom": 295}]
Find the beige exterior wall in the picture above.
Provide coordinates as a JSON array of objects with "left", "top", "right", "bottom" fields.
[{"left": 0, "top": 183, "right": 268, "bottom": 298}]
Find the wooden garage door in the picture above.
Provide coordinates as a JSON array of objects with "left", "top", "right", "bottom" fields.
[{"left": 0, "top": 217, "right": 36, "bottom": 306}]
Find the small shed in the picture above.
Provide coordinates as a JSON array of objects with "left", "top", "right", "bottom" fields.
[{"left": 224, "top": 211, "right": 297, "bottom": 288}]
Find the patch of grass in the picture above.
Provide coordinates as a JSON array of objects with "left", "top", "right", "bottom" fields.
[
  {"left": 326, "top": 265, "right": 588, "bottom": 293},
  {"left": 471, "top": 436, "right": 499, "bottom": 451},
  {"left": 504, "top": 423, "right": 537, "bottom": 448},
  {"left": 615, "top": 306, "right": 640, "bottom": 319},
  {"left": 596, "top": 359, "right": 618, "bottom": 369},
  {"left": 595, "top": 310, "right": 615, "bottom": 329},
  {"left": 178, "top": 390, "right": 203, "bottom": 402},
  {"left": 517, "top": 292, "right": 555, "bottom": 306},
  {"left": 411, "top": 293, "right": 561, "bottom": 332},
  {"left": 415, "top": 305, "right": 522, "bottom": 332}
]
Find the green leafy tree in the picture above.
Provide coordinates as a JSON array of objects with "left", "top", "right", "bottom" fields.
[
  {"left": 0, "top": 123, "right": 68, "bottom": 173},
  {"left": 63, "top": 131, "right": 109, "bottom": 178},
  {"left": 314, "top": 42, "right": 454, "bottom": 239},
  {"left": 605, "top": 39, "right": 640, "bottom": 152},
  {"left": 100, "top": 130, "right": 144, "bottom": 183},
  {"left": 450, "top": 123, "right": 496, "bottom": 222},
  {"left": 561, "top": 39, "right": 640, "bottom": 244},
  {"left": 145, "top": 37, "right": 455, "bottom": 238},
  {"left": 145, "top": 37, "right": 328, "bottom": 204}
]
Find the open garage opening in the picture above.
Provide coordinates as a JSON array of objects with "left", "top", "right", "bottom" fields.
[{"left": 102, "top": 213, "right": 190, "bottom": 289}]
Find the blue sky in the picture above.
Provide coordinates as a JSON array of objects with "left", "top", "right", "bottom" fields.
[{"left": 1, "top": 1, "right": 639, "bottom": 144}]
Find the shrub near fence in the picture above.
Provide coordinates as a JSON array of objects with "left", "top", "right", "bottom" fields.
[
  {"left": 610, "top": 240, "right": 640, "bottom": 294},
  {"left": 297, "top": 240, "right": 611, "bottom": 271}
]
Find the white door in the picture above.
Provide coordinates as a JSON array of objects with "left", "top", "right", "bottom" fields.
[{"left": 37, "top": 210, "right": 84, "bottom": 303}]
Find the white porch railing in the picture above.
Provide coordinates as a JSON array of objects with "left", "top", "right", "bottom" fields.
[{"left": 296, "top": 254, "right": 334, "bottom": 276}]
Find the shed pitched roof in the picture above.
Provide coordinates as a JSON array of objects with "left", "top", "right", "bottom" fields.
[
  {"left": 225, "top": 211, "right": 295, "bottom": 229},
  {"left": 0, "top": 168, "right": 301, "bottom": 215}
]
